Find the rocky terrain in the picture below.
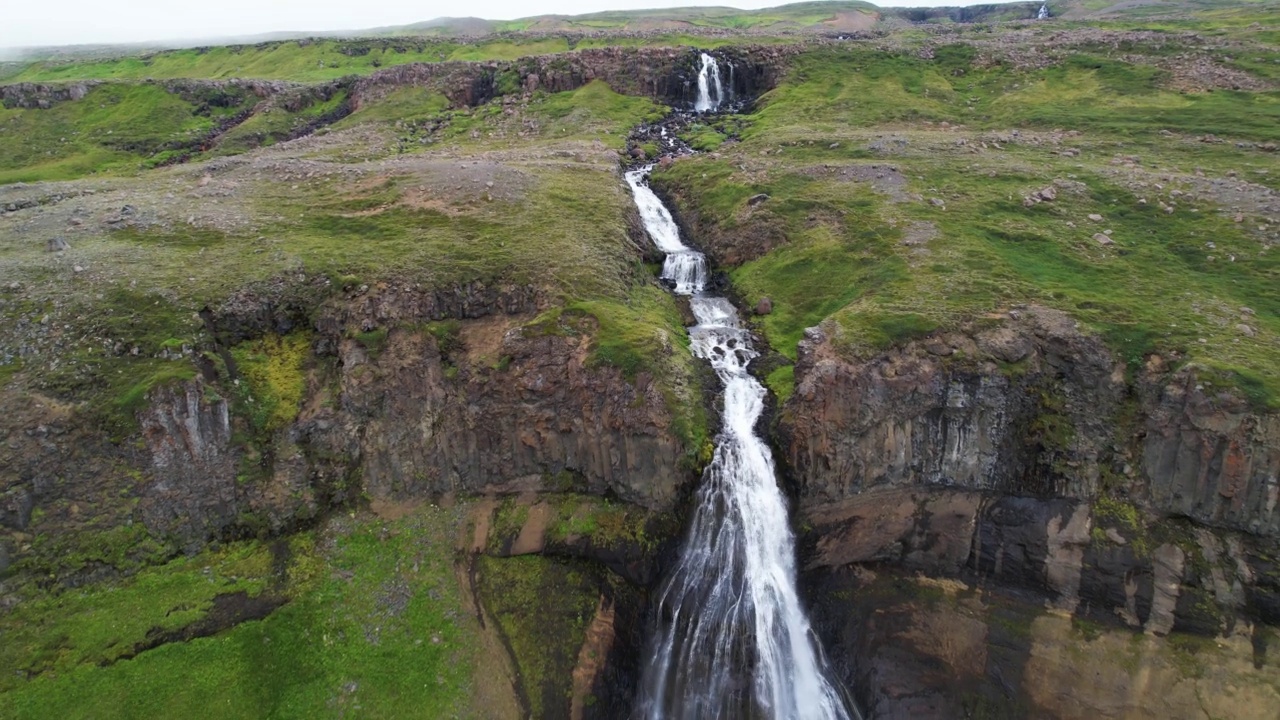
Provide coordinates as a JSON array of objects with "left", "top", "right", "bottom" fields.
[{"left": 2, "top": 0, "right": 1279, "bottom": 718}]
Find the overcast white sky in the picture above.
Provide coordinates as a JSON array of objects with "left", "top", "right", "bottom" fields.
[{"left": 2, "top": 0, "right": 998, "bottom": 50}]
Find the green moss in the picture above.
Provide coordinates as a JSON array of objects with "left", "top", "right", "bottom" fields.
[
  {"left": 1166, "top": 632, "right": 1214, "bottom": 679},
  {"left": 682, "top": 123, "right": 728, "bottom": 152},
  {"left": 490, "top": 497, "right": 531, "bottom": 546},
  {"left": 765, "top": 364, "right": 796, "bottom": 405},
  {"left": 14, "top": 521, "right": 169, "bottom": 582},
  {"left": 530, "top": 80, "right": 666, "bottom": 144},
  {"left": 113, "top": 363, "right": 200, "bottom": 420},
  {"left": 421, "top": 320, "right": 462, "bottom": 354},
  {"left": 2, "top": 507, "right": 477, "bottom": 719},
  {"left": 544, "top": 494, "right": 656, "bottom": 551},
  {"left": 1093, "top": 495, "right": 1150, "bottom": 557},
  {"left": 565, "top": 284, "right": 710, "bottom": 469},
  {"left": 229, "top": 332, "right": 310, "bottom": 435},
  {"left": 0, "top": 540, "right": 271, "bottom": 690},
  {"left": 571, "top": 284, "right": 685, "bottom": 380},
  {"left": 474, "top": 555, "right": 599, "bottom": 719},
  {"left": 353, "top": 328, "right": 389, "bottom": 358},
  {"left": 0, "top": 359, "right": 22, "bottom": 388}
]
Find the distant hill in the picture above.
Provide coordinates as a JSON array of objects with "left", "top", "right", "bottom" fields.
[{"left": 4, "top": 0, "right": 1275, "bottom": 63}]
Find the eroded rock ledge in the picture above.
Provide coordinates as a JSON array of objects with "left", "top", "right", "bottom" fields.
[
  {"left": 779, "top": 305, "right": 1280, "bottom": 718},
  {"left": 136, "top": 282, "right": 690, "bottom": 549},
  {"left": 781, "top": 305, "right": 1280, "bottom": 536}
]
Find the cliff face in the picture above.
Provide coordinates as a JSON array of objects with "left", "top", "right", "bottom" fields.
[
  {"left": 781, "top": 305, "right": 1280, "bottom": 536},
  {"left": 351, "top": 45, "right": 795, "bottom": 111},
  {"left": 129, "top": 282, "right": 690, "bottom": 550},
  {"left": 776, "top": 305, "right": 1280, "bottom": 717}
]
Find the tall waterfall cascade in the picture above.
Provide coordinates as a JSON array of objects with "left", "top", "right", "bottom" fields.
[
  {"left": 625, "top": 167, "right": 856, "bottom": 720},
  {"left": 694, "top": 53, "right": 729, "bottom": 113}
]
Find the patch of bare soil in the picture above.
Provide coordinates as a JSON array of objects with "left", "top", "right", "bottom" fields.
[
  {"left": 822, "top": 10, "right": 878, "bottom": 33},
  {"left": 570, "top": 595, "right": 618, "bottom": 720},
  {"left": 801, "top": 162, "right": 918, "bottom": 203},
  {"left": 458, "top": 313, "right": 528, "bottom": 367}
]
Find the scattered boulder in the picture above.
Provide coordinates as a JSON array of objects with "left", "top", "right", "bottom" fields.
[
  {"left": 748, "top": 193, "right": 770, "bottom": 207},
  {"left": 46, "top": 237, "right": 69, "bottom": 252},
  {"left": 1236, "top": 324, "right": 1257, "bottom": 338},
  {"left": 1023, "top": 185, "right": 1058, "bottom": 206},
  {"left": 1093, "top": 233, "right": 1114, "bottom": 246},
  {"left": 755, "top": 297, "right": 773, "bottom": 316},
  {"left": 1087, "top": 213, "right": 1104, "bottom": 222},
  {"left": 929, "top": 197, "right": 945, "bottom": 208},
  {"left": 976, "top": 326, "right": 1032, "bottom": 363}
]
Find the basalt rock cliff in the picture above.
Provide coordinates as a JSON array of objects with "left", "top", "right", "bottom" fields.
[{"left": 777, "top": 306, "right": 1280, "bottom": 718}]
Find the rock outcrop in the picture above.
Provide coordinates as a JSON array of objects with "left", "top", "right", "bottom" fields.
[
  {"left": 777, "top": 305, "right": 1280, "bottom": 717},
  {"left": 779, "top": 306, "right": 1280, "bottom": 537},
  {"left": 129, "top": 281, "right": 690, "bottom": 549},
  {"left": 351, "top": 45, "right": 794, "bottom": 111},
  {"left": 806, "top": 565, "right": 1280, "bottom": 720}
]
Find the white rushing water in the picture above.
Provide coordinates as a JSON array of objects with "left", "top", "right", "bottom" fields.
[
  {"left": 1037, "top": 3, "right": 1050, "bottom": 19},
  {"left": 694, "top": 52, "right": 726, "bottom": 113},
  {"left": 625, "top": 167, "right": 853, "bottom": 720}
]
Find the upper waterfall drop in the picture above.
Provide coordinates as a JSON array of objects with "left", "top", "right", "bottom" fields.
[
  {"left": 694, "top": 52, "right": 726, "bottom": 113},
  {"left": 1037, "top": 3, "right": 1050, "bottom": 19}
]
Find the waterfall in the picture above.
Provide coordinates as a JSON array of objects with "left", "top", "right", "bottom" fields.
[
  {"left": 1037, "top": 3, "right": 1049, "bottom": 19},
  {"left": 694, "top": 53, "right": 725, "bottom": 113},
  {"left": 625, "top": 167, "right": 855, "bottom": 720}
]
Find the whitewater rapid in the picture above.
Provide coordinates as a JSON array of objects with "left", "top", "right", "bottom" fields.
[{"left": 625, "top": 168, "right": 853, "bottom": 720}]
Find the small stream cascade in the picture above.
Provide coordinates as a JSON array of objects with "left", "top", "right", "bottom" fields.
[
  {"left": 693, "top": 52, "right": 730, "bottom": 112},
  {"left": 625, "top": 167, "right": 855, "bottom": 720},
  {"left": 1037, "top": 3, "right": 1050, "bottom": 19}
]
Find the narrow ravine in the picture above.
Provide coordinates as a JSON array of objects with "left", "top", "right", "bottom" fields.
[{"left": 623, "top": 57, "right": 855, "bottom": 718}]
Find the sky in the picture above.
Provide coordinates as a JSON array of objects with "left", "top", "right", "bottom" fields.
[{"left": 1, "top": 0, "right": 998, "bottom": 50}]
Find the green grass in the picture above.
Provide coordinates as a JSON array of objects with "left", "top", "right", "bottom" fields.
[
  {"left": 655, "top": 159, "right": 906, "bottom": 360},
  {"left": 747, "top": 48, "right": 1280, "bottom": 144},
  {"left": 0, "top": 540, "right": 278, "bottom": 691},
  {"left": 652, "top": 45, "right": 1280, "bottom": 406},
  {"left": 1, "top": 508, "right": 477, "bottom": 720},
  {"left": 447, "top": 38, "right": 572, "bottom": 62},
  {"left": 0, "top": 83, "right": 257, "bottom": 182},
  {"left": 212, "top": 90, "right": 349, "bottom": 155},
  {"left": 6, "top": 40, "right": 461, "bottom": 83},
  {"left": 332, "top": 86, "right": 450, "bottom": 128},
  {"left": 17, "top": 285, "right": 204, "bottom": 434},
  {"left": 530, "top": 80, "right": 667, "bottom": 144}
]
